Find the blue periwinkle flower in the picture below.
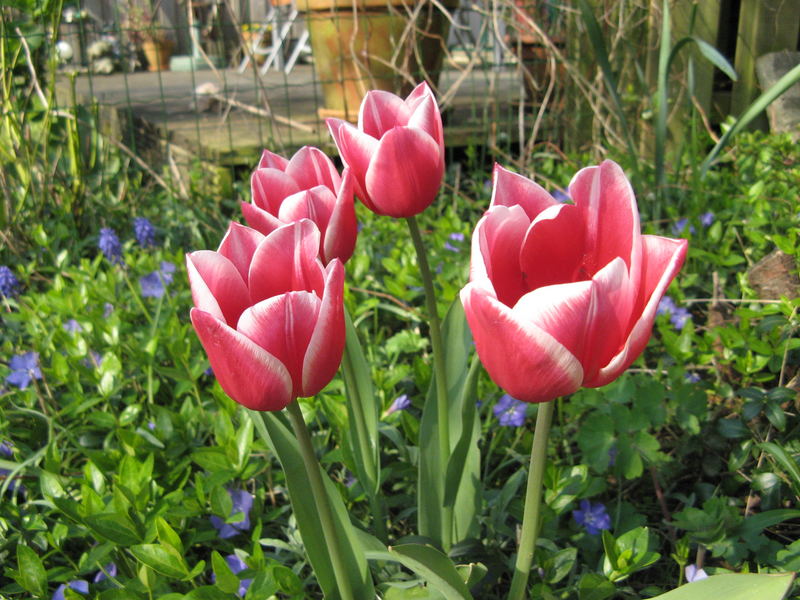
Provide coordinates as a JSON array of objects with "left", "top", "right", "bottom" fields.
[
  {"left": 656, "top": 296, "right": 676, "bottom": 316},
  {"left": 700, "top": 211, "right": 714, "bottom": 227},
  {"left": 656, "top": 296, "right": 692, "bottom": 330},
  {"left": 93, "top": 563, "right": 118, "bottom": 583},
  {"left": 63, "top": 319, "right": 82, "bottom": 334},
  {"left": 140, "top": 262, "right": 176, "bottom": 298},
  {"left": 98, "top": 228, "right": 123, "bottom": 264},
  {"left": 52, "top": 580, "right": 89, "bottom": 600},
  {"left": 608, "top": 445, "right": 618, "bottom": 467},
  {"left": 572, "top": 499, "right": 611, "bottom": 535},
  {"left": 386, "top": 394, "right": 411, "bottom": 415},
  {"left": 133, "top": 217, "right": 157, "bottom": 248},
  {"left": 211, "top": 554, "right": 252, "bottom": 597},
  {"left": 210, "top": 489, "right": 254, "bottom": 539},
  {"left": 0, "top": 440, "right": 23, "bottom": 494},
  {"left": 551, "top": 189, "right": 570, "bottom": 203},
  {"left": 685, "top": 564, "right": 709, "bottom": 582},
  {"left": 670, "top": 306, "right": 692, "bottom": 330},
  {"left": 672, "top": 218, "right": 695, "bottom": 235},
  {"left": 5, "top": 352, "right": 42, "bottom": 389},
  {"left": 0, "top": 265, "right": 19, "bottom": 298},
  {"left": 444, "top": 232, "right": 465, "bottom": 252},
  {"left": 493, "top": 394, "right": 527, "bottom": 427}
]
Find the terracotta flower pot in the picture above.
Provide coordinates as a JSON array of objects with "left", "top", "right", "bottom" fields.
[
  {"left": 297, "top": 0, "right": 454, "bottom": 121},
  {"left": 141, "top": 39, "right": 174, "bottom": 72}
]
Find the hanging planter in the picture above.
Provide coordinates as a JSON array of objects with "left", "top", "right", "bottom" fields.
[{"left": 297, "top": 0, "right": 455, "bottom": 121}]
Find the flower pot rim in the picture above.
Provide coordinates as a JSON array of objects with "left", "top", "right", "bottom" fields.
[{"left": 298, "top": 0, "right": 457, "bottom": 12}]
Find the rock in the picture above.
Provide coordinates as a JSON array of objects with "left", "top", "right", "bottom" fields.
[
  {"left": 756, "top": 51, "right": 800, "bottom": 141},
  {"left": 192, "top": 82, "right": 221, "bottom": 113},
  {"left": 747, "top": 248, "right": 800, "bottom": 300}
]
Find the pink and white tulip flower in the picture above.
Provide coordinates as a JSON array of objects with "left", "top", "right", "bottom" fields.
[
  {"left": 243, "top": 147, "right": 357, "bottom": 265},
  {"left": 460, "top": 160, "right": 688, "bottom": 403},
  {"left": 326, "top": 82, "right": 444, "bottom": 218},
  {"left": 187, "top": 220, "right": 345, "bottom": 411}
]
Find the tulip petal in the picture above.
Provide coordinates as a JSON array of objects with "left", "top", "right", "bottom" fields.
[
  {"left": 491, "top": 164, "right": 558, "bottom": 221},
  {"left": 285, "top": 146, "right": 341, "bottom": 193},
  {"left": 251, "top": 168, "right": 301, "bottom": 214},
  {"left": 512, "top": 279, "right": 593, "bottom": 362},
  {"left": 568, "top": 160, "right": 642, "bottom": 281},
  {"left": 302, "top": 259, "right": 345, "bottom": 396},
  {"left": 328, "top": 119, "right": 378, "bottom": 211},
  {"left": 404, "top": 81, "right": 434, "bottom": 111},
  {"left": 406, "top": 93, "right": 444, "bottom": 154},
  {"left": 364, "top": 127, "right": 443, "bottom": 217},
  {"left": 587, "top": 235, "right": 688, "bottom": 387},
  {"left": 258, "top": 149, "right": 289, "bottom": 170},
  {"left": 580, "top": 257, "right": 634, "bottom": 379},
  {"left": 358, "top": 90, "right": 411, "bottom": 138},
  {"left": 277, "top": 187, "right": 336, "bottom": 234},
  {"left": 248, "top": 220, "right": 325, "bottom": 303},
  {"left": 186, "top": 250, "right": 250, "bottom": 326},
  {"left": 323, "top": 168, "right": 357, "bottom": 264},
  {"left": 217, "top": 222, "right": 264, "bottom": 285},
  {"left": 241, "top": 201, "right": 283, "bottom": 237},
  {"left": 519, "top": 203, "right": 585, "bottom": 290},
  {"left": 461, "top": 283, "right": 583, "bottom": 403},
  {"left": 190, "top": 308, "right": 293, "bottom": 411},
  {"left": 237, "top": 292, "right": 320, "bottom": 399},
  {"left": 473, "top": 205, "right": 530, "bottom": 307}
]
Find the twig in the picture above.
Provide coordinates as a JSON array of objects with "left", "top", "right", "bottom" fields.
[
  {"left": 649, "top": 465, "right": 676, "bottom": 544},
  {"left": 348, "top": 286, "right": 421, "bottom": 319},
  {"left": 207, "top": 92, "right": 314, "bottom": 133}
]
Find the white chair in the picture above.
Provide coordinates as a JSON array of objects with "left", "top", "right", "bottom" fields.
[{"left": 237, "top": 1, "right": 310, "bottom": 74}]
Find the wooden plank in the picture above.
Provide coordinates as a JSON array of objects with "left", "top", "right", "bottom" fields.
[
  {"left": 55, "top": 63, "right": 543, "bottom": 167},
  {"left": 731, "top": 0, "right": 800, "bottom": 129}
]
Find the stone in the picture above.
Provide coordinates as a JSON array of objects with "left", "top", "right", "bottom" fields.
[{"left": 756, "top": 51, "right": 800, "bottom": 141}]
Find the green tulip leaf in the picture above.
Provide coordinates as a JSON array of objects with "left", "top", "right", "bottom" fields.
[
  {"left": 356, "top": 530, "right": 472, "bottom": 600},
  {"left": 419, "top": 297, "right": 481, "bottom": 544},
  {"left": 648, "top": 573, "right": 795, "bottom": 600},
  {"left": 342, "top": 308, "right": 380, "bottom": 497},
  {"left": 252, "top": 410, "right": 374, "bottom": 600}
]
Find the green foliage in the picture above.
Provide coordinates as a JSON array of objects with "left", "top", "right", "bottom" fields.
[{"left": 1, "top": 35, "right": 799, "bottom": 597}]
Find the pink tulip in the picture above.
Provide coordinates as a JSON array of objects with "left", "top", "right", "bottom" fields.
[
  {"left": 460, "top": 161, "right": 688, "bottom": 403},
  {"left": 187, "top": 220, "right": 345, "bottom": 411},
  {"left": 326, "top": 82, "right": 445, "bottom": 218},
  {"left": 242, "top": 146, "right": 357, "bottom": 265}
]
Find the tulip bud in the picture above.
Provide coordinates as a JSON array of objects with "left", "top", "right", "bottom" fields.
[
  {"left": 243, "top": 146, "right": 358, "bottom": 265},
  {"left": 326, "top": 82, "right": 445, "bottom": 218},
  {"left": 187, "top": 220, "right": 345, "bottom": 411},
  {"left": 460, "top": 161, "right": 688, "bottom": 403}
]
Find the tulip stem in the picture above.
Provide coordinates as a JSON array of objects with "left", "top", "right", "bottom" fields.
[
  {"left": 508, "top": 400, "right": 555, "bottom": 600},
  {"left": 341, "top": 340, "right": 388, "bottom": 542},
  {"left": 406, "top": 215, "right": 452, "bottom": 550},
  {"left": 286, "top": 402, "right": 356, "bottom": 600}
]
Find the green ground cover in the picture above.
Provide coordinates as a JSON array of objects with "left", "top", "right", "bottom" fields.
[{"left": 1, "top": 128, "right": 799, "bottom": 598}]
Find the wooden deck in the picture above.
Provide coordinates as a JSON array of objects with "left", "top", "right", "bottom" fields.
[{"left": 57, "top": 62, "right": 540, "bottom": 167}]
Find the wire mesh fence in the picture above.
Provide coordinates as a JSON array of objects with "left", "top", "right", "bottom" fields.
[
  {"left": 44, "top": 0, "right": 578, "bottom": 173},
  {"left": 3, "top": 0, "right": 798, "bottom": 219}
]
